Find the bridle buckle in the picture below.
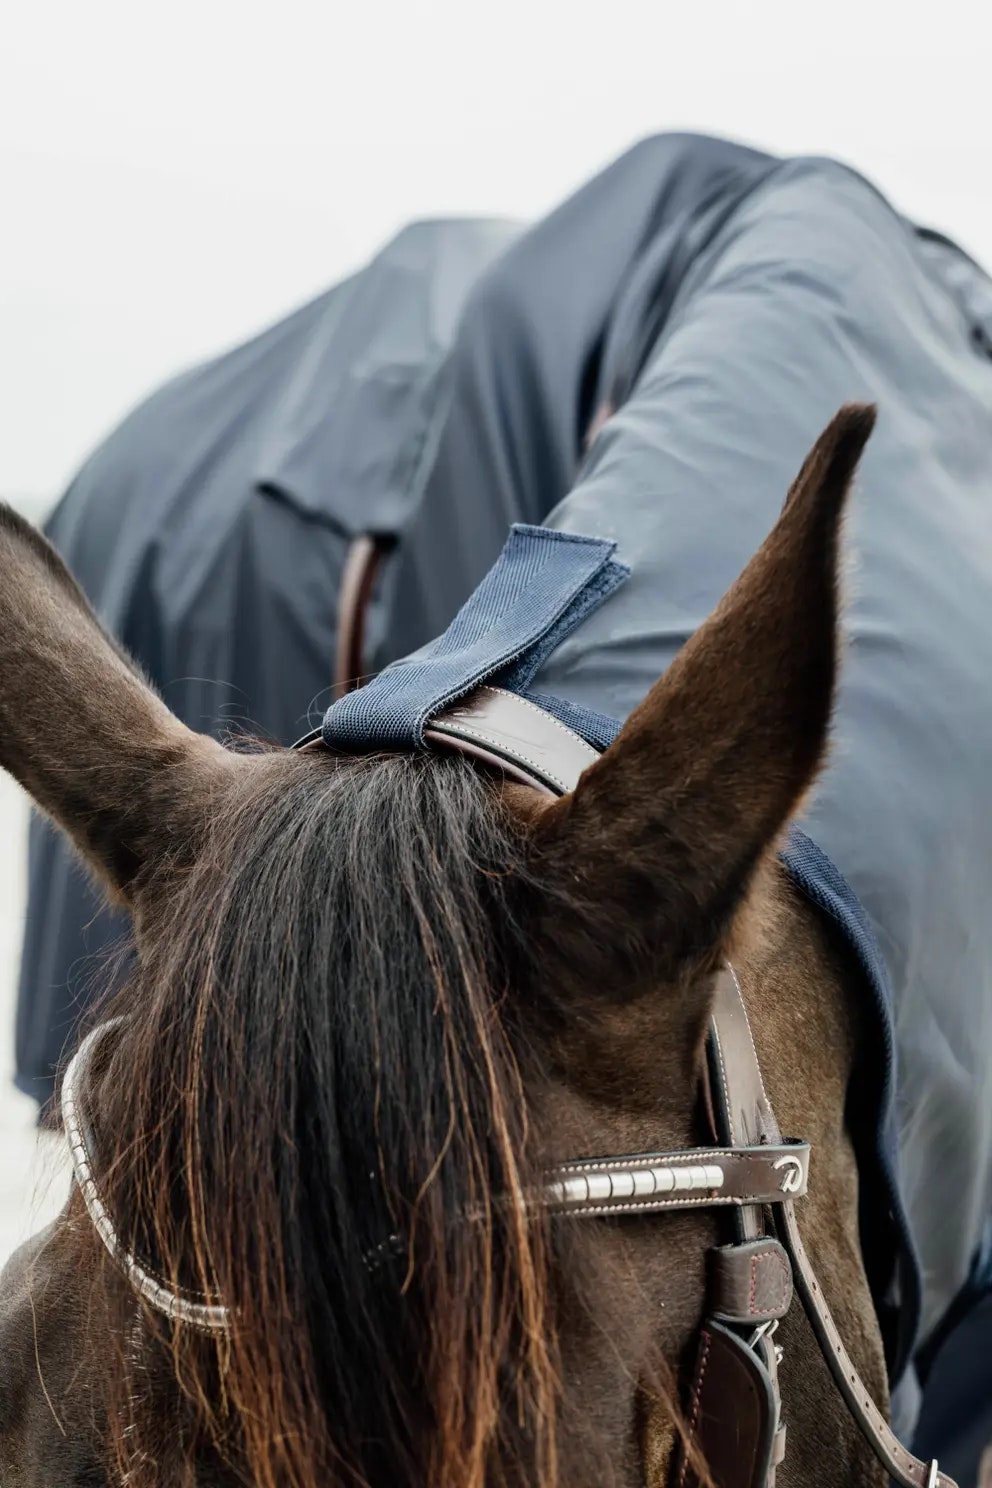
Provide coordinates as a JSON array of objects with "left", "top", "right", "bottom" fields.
[
  {"left": 747, "top": 1317, "right": 785, "bottom": 1369},
  {"left": 746, "top": 1317, "right": 778, "bottom": 1350}
]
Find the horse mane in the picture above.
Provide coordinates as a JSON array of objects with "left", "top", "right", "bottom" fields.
[{"left": 88, "top": 747, "right": 561, "bottom": 1488}]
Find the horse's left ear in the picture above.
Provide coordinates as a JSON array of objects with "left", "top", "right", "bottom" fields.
[
  {"left": 0, "top": 505, "right": 236, "bottom": 906},
  {"left": 531, "top": 404, "right": 875, "bottom": 985}
]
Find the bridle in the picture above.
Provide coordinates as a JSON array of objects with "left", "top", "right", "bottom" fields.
[
  {"left": 429, "top": 689, "right": 950, "bottom": 1488},
  {"left": 61, "top": 685, "right": 950, "bottom": 1488}
]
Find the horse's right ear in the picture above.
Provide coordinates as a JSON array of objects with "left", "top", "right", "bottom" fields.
[
  {"left": 529, "top": 404, "right": 875, "bottom": 990},
  {"left": 0, "top": 505, "right": 236, "bottom": 905}
]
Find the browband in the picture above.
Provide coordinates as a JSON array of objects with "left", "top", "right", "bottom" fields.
[{"left": 545, "top": 1143, "right": 810, "bottom": 1216}]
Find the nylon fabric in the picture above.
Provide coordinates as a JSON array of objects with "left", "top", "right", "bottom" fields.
[{"left": 321, "top": 524, "right": 628, "bottom": 749}]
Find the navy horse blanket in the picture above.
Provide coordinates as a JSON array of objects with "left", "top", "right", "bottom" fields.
[{"left": 19, "top": 134, "right": 992, "bottom": 1474}]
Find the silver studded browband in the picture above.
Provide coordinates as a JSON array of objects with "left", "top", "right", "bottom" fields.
[
  {"left": 61, "top": 1018, "right": 810, "bottom": 1334},
  {"left": 61, "top": 1019, "right": 231, "bottom": 1333},
  {"left": 544, "top": 1144, "right": 809, "bottom": 1217}
]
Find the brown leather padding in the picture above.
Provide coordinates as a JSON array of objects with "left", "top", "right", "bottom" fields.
[
  {"left": 708, "top": 1239, "right": 794, "bottom": 1326},
  {"left": 676, "top": 1322, "right": 778, "bottom": 1488}
]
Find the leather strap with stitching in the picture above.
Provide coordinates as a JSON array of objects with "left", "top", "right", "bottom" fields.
[
  {"left": 545, "top": 1143, "right": 809, "bottom": 1217},
  {"left": 708, "top": 1239, "right": 794, "bottom": 1326},
  {"left": 677, "top": 972, "right": 787, "bottom": 1487},
  {"left": 678, "top": 1322, "right": 779, "bottom": 1488},
  {"left": 711, "top": 971, "right": 954, "bottom": 1488},
  {"left": 779, "top": 1200, "right": 951, "bottom": 1487},
  {"left": 427, "top": 685, "right": 600, "bottom": 794}
]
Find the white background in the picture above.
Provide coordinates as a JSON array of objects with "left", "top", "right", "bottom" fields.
[{"left": 2, "top": 0, "right": 991, "bottom": 1261}]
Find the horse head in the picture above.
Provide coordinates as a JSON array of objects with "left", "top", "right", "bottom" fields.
[{"left": 0, "top": 407, "right": 896, "bottom": 1486}]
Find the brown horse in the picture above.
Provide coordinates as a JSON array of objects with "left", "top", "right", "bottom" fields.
[{"left": 0, "top": 406, "right": 899, "bottom": 1485}]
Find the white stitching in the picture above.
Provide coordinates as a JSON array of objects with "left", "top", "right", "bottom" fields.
[
  {"left": 556, "top": 1195, "right": 767, "bottom": 1217},
  {"left": 557, "top": 1148, "right": 741, "bottom": 1173},
  {"left": 485, "top": 686, "right": 600, "bottom": 758},
  {"left": 709, "top": 1017, "right": 737, "bottom": 1145},
  {"left": 434, "top": 718, "right": 572, "bottom": 793}
]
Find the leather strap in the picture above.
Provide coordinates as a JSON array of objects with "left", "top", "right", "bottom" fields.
[
  {"left": 333, "top": 535, "right": 388, "bottom": 699},
  {"left": 779, "top": 1200, "right": 952, "bottom": 1487},
  {"left": 684, "top": 970, "right": 787, "bottom": 1485},
  {"left": 708, "top": 967, "right": 782, "bottom": 1149},
  {"left": 427, "top": 685, "right": 599, "bottom": 795},
  {"left": 294, "top": 679, "right": 601, "bottom": 792},
  {"left": 712, "top": 970, "right": 953, "bottom": 1488},
  {"left": 545, "top": 1143, "right": 809, "bottom": 1217}
]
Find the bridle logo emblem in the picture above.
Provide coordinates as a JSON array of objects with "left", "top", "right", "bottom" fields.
[{"left": 772, "top": 1155, "right": 804, "bottom": 1194}]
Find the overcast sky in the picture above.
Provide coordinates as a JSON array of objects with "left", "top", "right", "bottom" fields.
[{"left": 2, "top": 1, "right": 991, "bottom": 504}]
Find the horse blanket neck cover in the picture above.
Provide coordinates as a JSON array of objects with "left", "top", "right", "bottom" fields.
[{"left": 317, "top": 525, "right": 945, "bottom": 1488}]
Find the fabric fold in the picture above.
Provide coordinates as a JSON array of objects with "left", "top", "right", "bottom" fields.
[{"left": 321, "top": 524, "right": 629, "bottom": 750}]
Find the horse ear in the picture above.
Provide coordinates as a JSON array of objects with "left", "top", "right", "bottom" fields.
[
  {"left": 0, "top": 505, "right": 235, "bottom": 905},
  {"left": 532, "top": 404, "right": 875, "bottom": 984}
]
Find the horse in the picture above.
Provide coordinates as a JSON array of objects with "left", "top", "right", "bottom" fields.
[{"left": 0, "top": 404, "right": 944, "bottom": 1486}]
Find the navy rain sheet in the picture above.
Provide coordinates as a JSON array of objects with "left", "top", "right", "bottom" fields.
[{"left": 19, "top": 134, "right": 992, "bottom": 1469}]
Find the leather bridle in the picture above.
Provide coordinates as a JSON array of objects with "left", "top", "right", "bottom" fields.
[
  {"left": 425, "top": 688, "right": 952, "bottom": 1488},
  {"left": 61, "top": 684, "right": 951, "bottom": 1488}
]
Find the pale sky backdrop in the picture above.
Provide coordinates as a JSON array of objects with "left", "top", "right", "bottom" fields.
[{"left": 2, "top": 0, "right": 992, "bottom": 509}]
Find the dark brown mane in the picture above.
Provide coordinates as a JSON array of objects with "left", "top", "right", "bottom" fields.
[{"left": 90, "top": 747, "right": 563, "bottom": 1488}]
